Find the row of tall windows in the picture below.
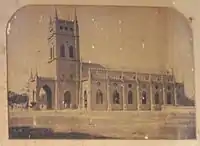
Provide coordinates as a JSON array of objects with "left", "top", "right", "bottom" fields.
[
  {"left": 50, "top": 44, "right": 74, "bottom": 59},
  {"left": 93, "top": 89, "right": 173, "bottom": 105}
]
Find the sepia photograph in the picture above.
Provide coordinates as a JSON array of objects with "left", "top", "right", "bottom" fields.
[{"left": 6, "top": 5, "right": 196, "bottom": 140}]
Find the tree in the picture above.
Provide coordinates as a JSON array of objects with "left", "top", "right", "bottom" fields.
[{"left": 7, "top": 90, "right": 29, "bottom": 105}]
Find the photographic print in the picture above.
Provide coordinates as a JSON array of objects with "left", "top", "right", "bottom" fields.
[{"left": 7, "top": 5, "right": 196, "bottom": 140}]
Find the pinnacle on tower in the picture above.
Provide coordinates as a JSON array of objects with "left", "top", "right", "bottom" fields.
[
  {"left": 74, "top": 7, "right": 78, "bottom": 23},
  {"left": 35, "top": 68, "right": 38, "bottom": 78},
  {"left": 54, "top": 6, "right": 58, "bottom": 20},
  {"left": 29, "top": 68, "right": 33, "bottom": 81}
]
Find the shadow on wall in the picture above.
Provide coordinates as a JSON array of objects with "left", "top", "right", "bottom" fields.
[
  {"left": 176, "top": 83, "right": 195, "bottom": 106},
  {"left": 180, "top": 96, "right": 195, "bottom": 106}
]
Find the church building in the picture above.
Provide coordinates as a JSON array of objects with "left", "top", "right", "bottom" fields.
[{"left": 27, "top": 8, "right": 187, "bottom": 111}]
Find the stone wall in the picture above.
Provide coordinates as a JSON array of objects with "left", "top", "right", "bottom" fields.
[{"left": 87, "top": 68, "right": 186, "bottom": 111}]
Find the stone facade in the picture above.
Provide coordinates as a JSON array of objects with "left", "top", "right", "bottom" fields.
[
  {"left": 28, "top": 66, "right": 185, "bottom": 111},
  {"left": 27, "top": 8, "right": 189, "bottom": 111},
  {"left": 80, "top": 68, "right": 183, "bottom": 111}
]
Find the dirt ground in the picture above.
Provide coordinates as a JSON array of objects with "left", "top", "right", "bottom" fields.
[{"left": 8, "top": 109, "right": 196, "bottom": 139}]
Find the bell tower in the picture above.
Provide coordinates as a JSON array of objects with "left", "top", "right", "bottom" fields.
[{"left": 47, "top": 7, "right": 80, "bottom": 109}]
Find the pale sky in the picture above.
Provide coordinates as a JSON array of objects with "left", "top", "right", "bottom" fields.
[{"left": 6, "top": 5, "right": 194, "bottom": 95}]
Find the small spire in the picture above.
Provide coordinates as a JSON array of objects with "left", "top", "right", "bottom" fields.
[
  {"left": 74, "top": 7, "right": 78, "bottom": 23},
  {"left": 29, "top": 68, "right": 33, "bottom": 81},
  {"left": 35, "top": 68, "right": 38, "bottom": 77},
  {"left": 54, "top": 6, "right": 58, "bottom": 20}
]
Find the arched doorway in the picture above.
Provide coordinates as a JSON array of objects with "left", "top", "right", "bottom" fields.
[
  {"left": 64, "top": 91, "right": 71, "bottom": 108},
  {"left": 42, "top": 85, "right": 52, "bottom": 109},
  {"left": 39, "top": 88, "right": 47, "bottom": 110}
]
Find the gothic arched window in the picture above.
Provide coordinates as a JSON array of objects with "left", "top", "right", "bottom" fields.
[
  {"left": 69, "top": 45, "right": 74, "bottom": 58},
  {"left": 84, "top": 90, "right": 87, "bottom": 108},
  {"left": 32, "top": 91, "right": 35, "bottom": 101},
  {"left": 96, "top": 89, "right": 103, "bottom": 104},
  {"left": 167, "top": 92, "right": 172, "bottom": 104},
  {"left": 64, "top": 91, "right": 71, "bottom": 108},
  {"left": 128, "top": 91, "right": 133, "bottom": 104},
  {"left": 113, "top": 90, "right": 120, "bottom": 104},
  {"left": 142, "top": 91, "right": 147, "bottom": 104},
  {"left": 60, "top": 44, "right": 65, "bottom": 57},
  {"left": 155, "top": 92, "right": 159, "bottom": 104},
  {"left": 84, "top": 90, "right": 87, "bottom": 99}
]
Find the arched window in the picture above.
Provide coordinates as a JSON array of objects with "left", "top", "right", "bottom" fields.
[
  {"left": 60, "top": 44, "right": 65, "bottom": 57},
  {"left": 167, "top": 92, "right": 172, "bottom": 104},
  {"left": 96, "top": 89, "right": 103, "bottom": 104},
  {"left": 84, "top": 90, "right": 87, "bottom": 108},
  {"left": 32, "top": 91, "right": 35, "bottom": 101},
  {"left": 113, "top": 90, "right": 120, "bottom": 104},
  {"left": 42, "top": 85, "right": 52, "bottom": 109},
  {"left": 64, "top": 91, "right": 71, "bottom": 108},
  {"left": 69, "top": 45, "right": 74, "bottom": 58},
  {"left": 142, "top": 91, "right": 147, "bottom": 104},
  {"left": 128, "top": 91, "right": 133, "bottom": 104},
  {"left": 84, "top": 90, "right": 87, "bottom": 99},
  {"left": 64, "top": 91, "right": 71, "bottom": 103},
  {"left": 155, "top": 92, "right": 159, "bottom": 104}
]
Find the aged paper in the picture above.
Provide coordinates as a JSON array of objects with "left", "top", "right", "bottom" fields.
[{"left": 0, "top": 0, "right": 200, "bottom": 146}]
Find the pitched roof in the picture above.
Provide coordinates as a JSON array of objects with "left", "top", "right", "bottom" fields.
[{"left": 82, "top": 62, "right": 105, "bottom": 70}]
